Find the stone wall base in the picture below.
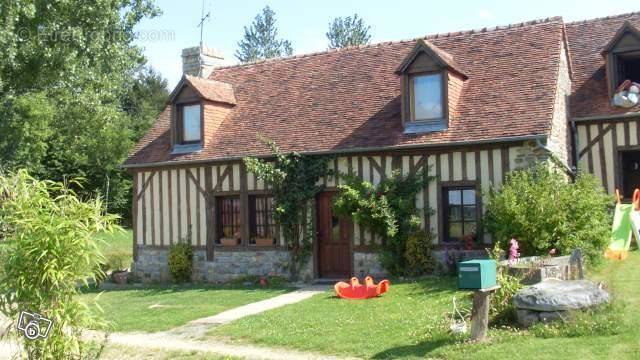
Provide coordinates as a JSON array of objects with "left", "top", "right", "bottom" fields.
[
  {"left": 134, "top": 247, "right": 488, "bottom": 282},
  {"left": 353, "top": 252, "right": 386, "bottom": 279},
  {"left": 432, "top": 249, "right": 490, "bottom": 274},
  {"left": 133, "top": 246, "right": 312, "bottom": 283},
  {"left": 134, "top": 247, "right": 389, "bottom": 283}
]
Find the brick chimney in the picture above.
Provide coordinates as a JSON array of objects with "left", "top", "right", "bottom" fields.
[{"left": 181, "top": 45, "right": 224, "bottom": 78}]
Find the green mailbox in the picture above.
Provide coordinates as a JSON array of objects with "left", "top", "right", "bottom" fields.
[{"left": 458, "top": 259, "right": 497, "bottom": 290}]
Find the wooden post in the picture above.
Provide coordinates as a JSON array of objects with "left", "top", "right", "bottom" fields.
[{"left": 470, "top": 285, "right": 499, "bottom": 342}]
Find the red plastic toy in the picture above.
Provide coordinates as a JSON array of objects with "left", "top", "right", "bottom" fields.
[{"left": 334, "top": 276, "right": 390, "bottom": 299}]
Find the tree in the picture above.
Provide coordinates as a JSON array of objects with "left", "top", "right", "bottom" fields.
[
  {"left": 326, "top": 14, "right": 372, "bottom": 49},
  {"left": 0, "top": 0, "right": 162, "bottom": 220},
  {"left": 121, "top": 66, "right": 170, "bottom": 141},
  {"left": 0, "top": 170, "right": 119, "bottom": 359},
  {"left": 235, "top": 6, "right": 293, "bottom": 63}
]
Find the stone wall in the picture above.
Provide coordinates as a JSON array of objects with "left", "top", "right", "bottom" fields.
[
  {"left": 432, "top": 249, "right": 491, "bottom": 274},
  {"left": 353, "top": 252, "right": 386, "bottom": 278},
  {"left": 133, "top": 246, "right": 313, "bottom": 283},
  {"left": 546, "top": 40, "right": 572, "bottom": 167},
  {"left": 511, "top": 141, "right": 550, "bottom": 170}
]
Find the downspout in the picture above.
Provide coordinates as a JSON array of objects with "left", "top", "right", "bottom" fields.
[
  {"left": 570, "top": 120, "right": 579, "bottom": 174},
  {"left": 534, "top": 138, "right": 576, "bottom": 179}
]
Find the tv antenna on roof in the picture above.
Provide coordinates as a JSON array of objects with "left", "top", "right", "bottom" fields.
[{"left": 198, "top": 0, "right": 211, "bottom": 50}]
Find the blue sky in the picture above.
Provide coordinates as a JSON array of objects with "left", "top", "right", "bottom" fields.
[{"left": 134, "top": 0, "right": 639, "bottom": 88}]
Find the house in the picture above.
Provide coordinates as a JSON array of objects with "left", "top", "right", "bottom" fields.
[{"left": 124, "top": 12, "right": 640, "bottom": 282}]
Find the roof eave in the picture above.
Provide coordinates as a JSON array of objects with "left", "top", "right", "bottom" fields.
[{"left": 122, "top": 134, "right": 547, "bottom": 169}]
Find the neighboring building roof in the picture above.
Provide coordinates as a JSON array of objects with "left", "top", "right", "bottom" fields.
[
  {"left": 169, "top": 75, "right": 236, "bottom": 105},
  {"left": 566, "top": 12, "right": 640, "bottom": 119},
  {"left": 126, "top": 17, "right": 565, "bottom": 166}
]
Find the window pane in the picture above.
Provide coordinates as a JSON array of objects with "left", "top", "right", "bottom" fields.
[
  {"left": 412, "top": 74, "right": 443, "bottom": 120},
  {"left": 182, "top": 105, "right": 201, "bottom": 142},
  {"left": 218, "top": 197, "right": 240, "bottom": 241},
  {"left": 449, "top": 222, "right": 463, "bottom": 241},
  {"left": 449, "top": 206, "right": 462, "bottom": 221},
  {"left": 250, "top": 196, "right": 276, "bottom": 243},
  {"left": 462, "top": 189, "right": 476, "bottom": 205},
  {"left": 463, "top": 206, "right": 477, "bottom": 221},
  {"left": 448, "top": 190, "right": 462, "bottom": 205},
  {"left": 464, "top": 222, "right": 477, "bottom": 238}
]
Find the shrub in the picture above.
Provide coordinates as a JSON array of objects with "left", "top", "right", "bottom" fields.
[
  {"left": 404, "top": 230, "right": 436, "bottom": 276},
  {"left": 0, "top": 170, "right": 117, "bottom": 359},
  {"left": 168, "top": 239, "right": 193, "bottom": 283},
  {"left": 486, "top": 244, "right": 523, "bottom": 325},
  {"left": 333, "top": 169, "right": 435, "bottom": 276},
  {"left": 484, "top": 163, "right": 612, "bottom": 265}
]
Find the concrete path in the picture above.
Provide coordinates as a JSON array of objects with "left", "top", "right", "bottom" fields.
[
  {"left": 0, "top": 286, "right": 349, "bottom": 360},
  {"left": 191, "top": 286, "right": 325, "bottom": 325},
  {"left": 102, "top": 331, "right": 357, "bottom": 360}
]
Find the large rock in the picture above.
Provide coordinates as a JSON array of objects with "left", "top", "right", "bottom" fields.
[{"left": 513, "top": 279, "right": 609, "bottom": 312}]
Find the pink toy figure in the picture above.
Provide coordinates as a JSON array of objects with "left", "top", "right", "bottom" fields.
[
  {"left": 508, "top": 238, "right": 520, "bottom": 267},
  {"left": 549, "top": 248, "right": 557, "bottom": 256}
]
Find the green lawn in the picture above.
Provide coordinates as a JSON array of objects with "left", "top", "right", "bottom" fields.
[
  {"left": 96, "top": 229, "right": 133, "bottom": 270},
  {"left": 209, "top": 252, "right": 640, "bottom": 359},
  {"left": 80, "top": 284, "right": 292, "bottom": 333}
]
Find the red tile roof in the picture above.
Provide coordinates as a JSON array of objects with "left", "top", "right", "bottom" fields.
[
  {"left": 178, "top": 75, "right": 236, "bottom": 105},
  {"left": 566, "top": 12, "right": 640, "bottom": 118},
  {"left": 126, "top": 17, "right": 566, "bottom": 166}
]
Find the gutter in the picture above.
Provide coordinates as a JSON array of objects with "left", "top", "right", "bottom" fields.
[
  {"left": 571, "top": 112, "right": 640, "bottom": 122},
  {"left": 122, "top": 134, "right": 547, "bottom": 170}
]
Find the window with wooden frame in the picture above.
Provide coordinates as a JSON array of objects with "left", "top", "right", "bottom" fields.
[
  {"left": 249, "top": 195, "right": 276, "bottom": 246},
  {"left": 176, "top": 103, "right": 202, "bottom": 145},
  {"left": 216, "top": 196, "right": 241, "bottom": 245},
  {"left": 443, "top": 186, "right": 478, "bottom": 243},
  {"left": 409, "top": 72, "right": 445, "bottom": 122}
]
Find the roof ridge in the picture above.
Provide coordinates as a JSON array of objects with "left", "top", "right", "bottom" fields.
[
  {"left": 566, "top": 11, "right": 640, "bottom": 25},
  {"left": 211, "top": 16, "right": 564, "bottom": 73}
]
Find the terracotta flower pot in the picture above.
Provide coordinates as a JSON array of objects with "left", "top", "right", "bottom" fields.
[
  {"left": 112, "top": 271, "right": 128, "bottom": 285},
  {"left": 255, "top": 237, "right": 275, "bottom": 246},
  {"left": 220, "top": 237, "right": 239, "bottom": 246}
]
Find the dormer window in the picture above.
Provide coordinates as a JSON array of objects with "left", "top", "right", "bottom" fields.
[
  {"left": 410, "top": 73, "right": 444, "bottom": 121},
  {"left": 396, "top": 39, "right": 467, "bottom": 134},
  {"left": 167, "top": 75, "right": 237, "bottom": 154},
  {"left": 177, "top": 103, "right": 202, "bottom": 144},
  {"left": 602, "top": 22, "right": 640, "bottom": 98}
]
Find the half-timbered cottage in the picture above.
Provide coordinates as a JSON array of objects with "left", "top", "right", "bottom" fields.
[{"left": 124, "top": 12, "right": 640, "bottom": 282}]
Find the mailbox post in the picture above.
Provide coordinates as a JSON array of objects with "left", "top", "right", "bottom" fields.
[{"left": 458, "top": 259, "right": 500, "bottom": 342}]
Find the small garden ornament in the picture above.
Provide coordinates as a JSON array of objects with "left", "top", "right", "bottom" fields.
[
  {"left": 508, "top": 238, "right": 520, "bottom": 267},
  {"left": 449, "top": 296, "right": 467, "bottom": 334}
]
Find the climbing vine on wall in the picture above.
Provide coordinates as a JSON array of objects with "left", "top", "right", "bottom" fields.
[
  {"left": 332, "top": 169, "right": 435, "bottom": 276},
  {"left": 243, "top": 137, "right": 332, "bottom": 279}
]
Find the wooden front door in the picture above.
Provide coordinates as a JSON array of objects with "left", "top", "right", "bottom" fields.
[
  {"left": 622, "top": 150, "right": 640, "bottom": 198},
  {"left": 316, "top": 192, "right": 351, "bottom": 278}
]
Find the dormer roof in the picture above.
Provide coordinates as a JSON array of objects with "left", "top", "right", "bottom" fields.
[
  {"left": 601, "top": 21, "right": 640, "bottom": 55},
  {"left": 168, "top": 75, "right": 236, "bottom": 106},
  {"left": 395, "top": 39, "right": 468, "bottom": 79}
]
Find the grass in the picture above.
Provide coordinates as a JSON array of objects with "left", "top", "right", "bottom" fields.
[
  {"left": 209, "top": 252, "right": 640, "bottom": 359},
  {"left": 79, "top": 284, "right": 291, "bottom": 332},
  {"left": 96, "top": 229, "right": 133, "bottom": 270},
  {"left": 209, "top": 277, "right": 467, "bottom": 358}
]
